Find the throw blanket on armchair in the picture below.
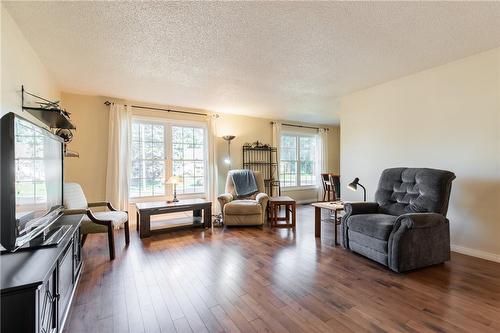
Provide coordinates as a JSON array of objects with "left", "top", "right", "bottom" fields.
[{"left": 231, "top": 170, "right": 258, "bottom": 197}]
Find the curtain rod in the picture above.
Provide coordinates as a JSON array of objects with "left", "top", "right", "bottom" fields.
[
  {"left": 270, "top": 121, "right": 329, "bottom": 131},
  {"left": 104, "top": 101, "right": 207, "bottom": 117}
]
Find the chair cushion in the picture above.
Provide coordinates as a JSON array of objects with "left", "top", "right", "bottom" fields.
[
  {"left": 224, "top": 200, "right": 262, "bottom": 215},
  {"left": 347, "top": 214, "right": 396, "bottom": 240},
  {"left": 82, "top": 211, "right": 128, "bottom": 228}
]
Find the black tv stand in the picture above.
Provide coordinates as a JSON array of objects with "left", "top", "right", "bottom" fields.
[{"left": 1, "top": 214, "right": 83, "bottom": 333}]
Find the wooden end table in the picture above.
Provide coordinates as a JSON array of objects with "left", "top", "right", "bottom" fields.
[
  {"left": 135, "top": 199, "right": 212, "bottom": 238},
  {"left": 268, "top": 196, "right": 296, "bottom": 228},
  {"left": 311, "top": 201, "right": 344, "bottom": 245}
]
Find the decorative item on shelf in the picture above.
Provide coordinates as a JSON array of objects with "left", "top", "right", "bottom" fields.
[
  {"left": 167, "top": 176, "right": 182, "bottom": 202},
  {"left": 348, "top": 177, "right": 366, "bottom": 201},
  {"left": 55, "top": 128, "right": 73, "bottom": 142},
  {"left": 222, "top": 135, "right": 236, "bottom": 165},
  {"left": 244, "top": 140, "right": 269, "bottom": 148},
  {"left": 21, "top": 85, "right": 75, "bottom": 129},
  {"left": 55, "top": 128, "right": 79, "bottom": 158}
]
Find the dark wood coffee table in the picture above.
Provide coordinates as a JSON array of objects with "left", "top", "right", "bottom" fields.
[{"left": 135, "top": 199, "right": 212, "bottom": 238}]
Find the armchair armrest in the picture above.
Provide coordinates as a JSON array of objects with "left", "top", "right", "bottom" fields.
[
  {"left": 218, "top": 193, "right": 234, "bottom": 211},
  {"left": 88, "top": 201, "right": 117, "bottom": 211},
  {"left": 63, "top": 208, "right": 88, "bottom": 215},
  {"left": 344, "top": 202, "right": 379, "bottom": 215},
  {"left": 63, "top": 208, "right": 112, "bottom": 227},
  {"left": 256, "top": 192, "right": 269, "bottom": 207},
  {"left": 396, "top": 213, "right": 448, "bottom": 229},
  {"left": 218, "top": 193, "right": 233, "bottom": 203},
  {"left": 341, "top": 202, "right": 379, "bottom": 249},
  {"left": 388, "top": 212, "right": 450, "bottom": 272}
]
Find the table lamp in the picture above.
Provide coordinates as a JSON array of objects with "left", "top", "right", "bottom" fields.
[
  {"left": 348, "top": 177, "right": 366, "bottom": 202},
  {"left": 167, "top": 176, "right": 182, "bottom": 202}
]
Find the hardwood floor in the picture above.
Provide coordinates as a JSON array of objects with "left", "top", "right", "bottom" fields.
[{"left": 65, "top": 205, "right": 500, "bottom": 333}]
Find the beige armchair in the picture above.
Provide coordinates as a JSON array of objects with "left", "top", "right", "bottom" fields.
[{"left": 218, "top": 170, "right": 269, "bottom": 226}]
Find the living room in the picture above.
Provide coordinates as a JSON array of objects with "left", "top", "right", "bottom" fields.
[{"left": 1, "top": 2, "right": 499, "bottom": 333}]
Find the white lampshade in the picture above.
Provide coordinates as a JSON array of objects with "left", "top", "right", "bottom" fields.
[{"left": 166, "top": 176, "right": 182, "bottom": 184}]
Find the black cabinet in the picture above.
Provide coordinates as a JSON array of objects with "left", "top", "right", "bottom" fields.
[
  {"left": 57, "top": 241, "right": 74, "bottom": 329},
  {"left": 1, "top": 215, "right": 83, "bottom": 333},
  {"left": 39, "top": 270, "right": 57, "bottom": 333}
]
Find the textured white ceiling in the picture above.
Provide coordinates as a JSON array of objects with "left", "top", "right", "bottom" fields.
[{"left": 4, "top": 1, "right": 500, "bottom": 124}]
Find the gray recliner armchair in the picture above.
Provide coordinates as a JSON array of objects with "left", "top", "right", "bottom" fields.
[{"left": 341, "top": 167, "right": 456, "bottom": 272}]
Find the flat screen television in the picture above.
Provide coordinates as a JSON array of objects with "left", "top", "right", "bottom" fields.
[{"left": 1, "top": 112, "right": 64, "bottom": 251}]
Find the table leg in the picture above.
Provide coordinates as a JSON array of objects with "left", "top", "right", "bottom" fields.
[
  {"left": 193, "top": 209, "right": 202, "bottom": 225},
  {"left": 334, "top": 209, "right": 338, "bottom": 245},
  {"left": 270, "top": 204, "right": 274, "bottom": 227},
  {"left": 286, "top": 205, "right": 290, "bottom": 224},
  {"left": 272, "top": 204, "right": 277, "bottom": 227},
  {"left": 139, "top": 213, "right": 151, "bottom": 238},
  {"left": 315, "top": 207, "right": 321, "bottom": 238},
  {"left": 292, "top": 203, "right": 296, "bottom": 228},
  {"left": 136, "top": 211, "right": 140, "bottom": 231},
  {"left": 204, "top": 206, "right": 212, "bottom": 228}
]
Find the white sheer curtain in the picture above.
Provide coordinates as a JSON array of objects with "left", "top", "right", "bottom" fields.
[
  {"left": 106, "top": 103, "right": 131, "bottom": 211},
  {"left": 207, "top": 113, "right": 219, "bottom": 212},
  {"left": 316, "top": 128, "right": 328, "bottom": 201},
  {"left": 272, "top": 121, "right": 282, "bottom": 181}
]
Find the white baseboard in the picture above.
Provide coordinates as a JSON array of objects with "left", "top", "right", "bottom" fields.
[{"left": 451, "top": 244, "right": 500, "bottom": 263}]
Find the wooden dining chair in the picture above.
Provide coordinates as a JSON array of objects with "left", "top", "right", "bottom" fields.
[{"left": 321, "top": 173, "right": 340, "bottom": 201}]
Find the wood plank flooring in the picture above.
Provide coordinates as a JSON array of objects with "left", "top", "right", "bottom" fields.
[{"left": 65, "top": 205, "right": 500, "bottom": 333}]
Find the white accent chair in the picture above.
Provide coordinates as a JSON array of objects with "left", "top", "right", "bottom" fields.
[{"left": 63, "top": 183, "right": 130, "bottom": 260}]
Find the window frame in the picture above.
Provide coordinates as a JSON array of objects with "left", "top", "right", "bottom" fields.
[
  {"left": 130, "top": 119, "right": 167, "bottom": 199},
  {"left": 279, "top": 132, "right": 318, "bottom": 191},
  {"left": 129, "top": 116, "right": 208, "bottom": 202}
]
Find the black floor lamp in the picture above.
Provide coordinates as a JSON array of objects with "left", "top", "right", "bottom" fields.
[{"left": 348, "top": 177, "right": 366, "bottom": 202}]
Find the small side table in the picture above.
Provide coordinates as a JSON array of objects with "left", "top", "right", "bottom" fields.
[
  {"left": 268, "top": 196, "right": 296, "bottom": 228},
  {"left": 311, "top": 201, "right": 344, "bottom": 245}
]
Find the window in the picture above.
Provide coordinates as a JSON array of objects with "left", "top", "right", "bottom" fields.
[
  {"left": 280, "top": 134, "right": 316, "bottom": 187},
  {"left": 172, "top": 126, "right": 205, "bottom": 194},
  {"left": 130, "top": 119, "right": 207, "bottom": 198},
  {"left": 130, "top": 121, "right": 166, "bottom": 197}
]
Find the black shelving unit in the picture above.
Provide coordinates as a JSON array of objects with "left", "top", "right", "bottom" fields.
[{"left": 242, "top": 145, "right": 281, "bottom": 196}]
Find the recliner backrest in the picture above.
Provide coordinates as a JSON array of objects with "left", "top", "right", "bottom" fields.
[
  {"left": 375, "top": 168, "right": 455, "bottom": 216},
  {"left": 225, "top": 170, "right": 265, "bottom": 199}
]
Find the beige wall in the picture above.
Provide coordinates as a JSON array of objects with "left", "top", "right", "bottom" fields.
[
  {"left": 340, "top": 47, "right": 500, "bottom": 261},
  {"left": 62, "top": 92, "right": 340, "bottom": 205},
  {"left": 1, "top": 6, "right": 60, "bottom": 120},
  {"left": 61, "top": 93, "right": 109, "bottom": 202}
]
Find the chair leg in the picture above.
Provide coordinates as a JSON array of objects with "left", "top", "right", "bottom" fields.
[
  {"left": 124, "top": 220, "right": 130, "bottom": 244},
  {"left": 107, "top": 225, "right": 116, "bottom": 260},
  {"left": 81, "top": 234, "right": 88, "bottom": 247}
]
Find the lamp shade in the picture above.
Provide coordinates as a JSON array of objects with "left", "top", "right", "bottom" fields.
[
  {"left": 222, "top": 135, "right": 236, "bottom": 141},
  {"left": 166, "top": 176, "right": 182, "bottom": 184},
  {"left": 348, "top": 177, "right": 360, "bottom": 191}
]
